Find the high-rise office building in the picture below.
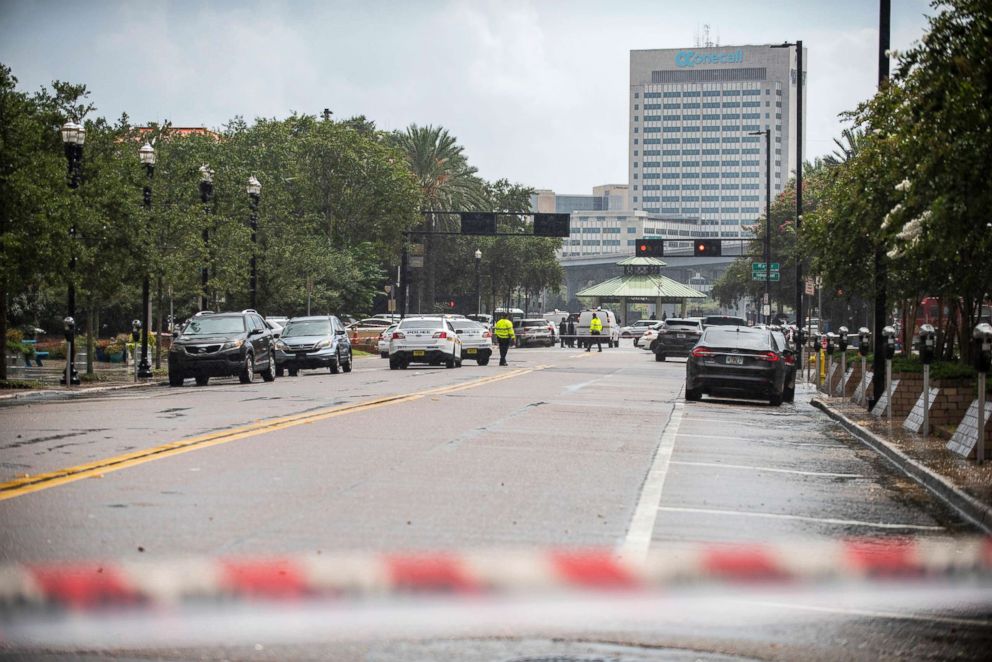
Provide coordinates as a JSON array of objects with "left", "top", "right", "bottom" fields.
[{"left": 629, "top": 44, "right": 805, "bottom": 238}]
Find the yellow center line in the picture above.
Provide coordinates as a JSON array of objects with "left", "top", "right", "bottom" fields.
[{"left": 0, "top": 367, "right": 537, "bottom": 501}]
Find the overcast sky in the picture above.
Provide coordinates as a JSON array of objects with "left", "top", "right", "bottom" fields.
[{"left": 1, "top": 0, "right": 934, "bottom": 194}]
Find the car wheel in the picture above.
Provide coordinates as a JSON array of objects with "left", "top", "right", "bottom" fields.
[
  {"left": 169, "top": 373, "right": 184, "bottom": 387},
  {"left": 684, "top": 386, "right": 702, "bottom": 401},
  {"left": 389, "top": 357, "right": 400, "bottom": 370},
  {"left": 195, "top": 375, "right": 209, "bottom": 386},
  {"left": 288, "top": 367, "right": 299, "bottom": 377},
  {"left": 239, "top": 354, "right": 255, "bottom": 384},
  {"left": 260, "top": 361, "right": 276, "bottom": 382},
  {"left": 445, "top": 355, "right": 456, "bottom": 369},
  {"left": 399, "top": 360, "right": 409, "bottom": 370},
  {"left": 342, "top": 351, "right": 353, "bottom": 373},
  {"left": 275, "top": 366, "right": 284, "bottom": 377},
  {"left": 784, "top": 386, "right": 795, "bottom": 403},
  {"left": 769, "top": 392, "right": 783, "bottom": 406},
  {"left": 329, "top": 351, "right": 340, "bottom": 374},
  {"left": 477, "top": 357, "right": 489, "bottom": 366},
  {"left": 380, "top": 351, "right": 389, "bottom": 359},
  {"left": 649, "top": 340, "right": 659, "bottom": 352},
  {"left": 655, "top": 352, "right": 666, "bottom": 362}
]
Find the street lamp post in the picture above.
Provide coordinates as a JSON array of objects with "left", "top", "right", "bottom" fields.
[
  {"left": 749, "top": 128, "right": 772, "bottom": 324},
  {"left": 771, "top": 40, "right": 804, "bottom": 366},
  {"left": 474, "top": 249, "right": 482, "bottom": 314},
  {"left": 59, "top": 120, "right": 85, "bottom": 386},
  {"left": 199, "top": 165, "right": 214, "bottom": 311},
  {"left": 137, "top": 142, "right": 156, "bottom": 379},
  {"left": 247, "top": 176, "right": 261, "bottom": 309}
]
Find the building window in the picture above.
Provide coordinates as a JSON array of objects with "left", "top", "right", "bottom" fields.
[{"left": 634, "top": 92, "right": 640, "bottom": 98}]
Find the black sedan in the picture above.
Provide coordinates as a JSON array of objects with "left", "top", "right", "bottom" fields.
[
  {"left": 685, "top": 326, "right": 787, "bottom": 405},
  {"left": 654, "top": 318, "right": 703, "bottom": 361}
]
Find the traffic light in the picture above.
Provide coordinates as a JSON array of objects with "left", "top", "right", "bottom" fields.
[
  {"left": 533, "top": 213, "right": 570, "bottom": 237},
  {"left": 636, "top": 238, "right": 664, "bottom": 257},
  {"left": 460, "top": 212, "right": 497, "bottom": 235},
  {"left": 693, "top": 239, "right": 721, "bottom": 256}
]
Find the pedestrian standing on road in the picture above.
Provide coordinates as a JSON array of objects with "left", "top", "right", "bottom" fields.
[
  {"left": 559, "top": 319, "right": 567, "bottom": 348},
  {"left": 566, "top": 318, "right": 576, "bottom": 348},
  {"left": 588, "top": 313, "right": 603, "bottom": 353},
  {"left": 493, "top": 313, "right": 515, "bottom": 366}
]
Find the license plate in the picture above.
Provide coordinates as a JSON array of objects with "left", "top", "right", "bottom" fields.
[
  {"left": 413, "top": 350, "right": 425, "bottom": 357},
  {"left": 296, "top": 352, "right": 307, "bottom": 359},
  {"left": 466, "top": 348, "right": 477, "bottom": 354},
  {"left": 677, "top": 333, "right": 685, "bottom": 339},
  {"left": 726, "top": 355, "right": 743, "bottom": 365}
]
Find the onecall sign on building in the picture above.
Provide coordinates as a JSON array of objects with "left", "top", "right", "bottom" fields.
[{"left": 674, "top": 49, "right": 745, "bottom": 68}]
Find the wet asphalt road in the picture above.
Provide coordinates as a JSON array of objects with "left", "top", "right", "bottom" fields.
[{"left": 1, "top": 344, "right": 988, "bottom": 660}]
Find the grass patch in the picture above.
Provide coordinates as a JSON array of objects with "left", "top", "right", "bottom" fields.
[
  {"left": 352, "top": 349, "right": 374, "bottom": 357},
  {"left": 0, "top": 379, "right": 44, "bottom": 390}
]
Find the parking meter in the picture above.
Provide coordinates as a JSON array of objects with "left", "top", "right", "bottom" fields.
[
  {"left": 61, "top": 316, "right": 78, "bottom": 387},
  {"left": 882, "top": 325, "right": 897, "bottom": 360},
  {"left": 919, "top": 324, "right": 936, "bottom": 365},
  {"left": 131, "top": 319, "right": 142, "bottom": 344},
  {"left": 809, "top": 331, "right": 820, "bottom": 352},
  {"left": 63, "top": 316, "right": 76, "bottom": 342},
  {"left": 974, "top": 323, "right": 992, "bottom": 373},
  {"left": 858, "top": 327, "right": 871, "bottom": 357},
  {"left": 825, "top": 332, "right": 837, "bottom": 356},
  {"left": 838, "top": 326, "right": 849, "bottom": 353}
]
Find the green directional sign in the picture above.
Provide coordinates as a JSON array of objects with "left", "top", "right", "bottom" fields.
[
  {"left": 752, "top": 272, "right": 781, "bottom": 282},
  {"left": 752, "top": 262, "right": 780, "bottom": 272}
]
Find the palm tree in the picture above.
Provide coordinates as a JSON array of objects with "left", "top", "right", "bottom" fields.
[
  {"left": 390, "top": 124, "right": 484, "bottom": 309},
  {"left": 823, "top": 127, "right": 866, "bottom": 167}
]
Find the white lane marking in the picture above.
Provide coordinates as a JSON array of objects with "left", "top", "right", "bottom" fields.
[
  {"left": 619, "top": 398, "right": 685, "bottom": 561},
  {"left": 741, "top": 600, "right": 992, "bottom": 628},
  {"left": 669, "top": 460, "right": 864, "bottom": 479},
  {"left": 656, "top": 506, "right": 944, "bottom": 531},
  {"left": 682, "top": 417, "right": 792, "bottom": 428}
]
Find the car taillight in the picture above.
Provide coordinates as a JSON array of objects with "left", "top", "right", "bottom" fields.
[
  {"left": 392, "top": 331, "right": 405, "bottom": 340},
  {"left": 433, "top": 331, "right": 447, "bottom": 339},
  {"left": 483, "top": 331, "right": 492, "bottom": 338},
  {"left": 758, "top": 351, "right": 780, "bottom": 362},
  {"left": 691, "top": 347, "right": 714, "bottom": 358}
]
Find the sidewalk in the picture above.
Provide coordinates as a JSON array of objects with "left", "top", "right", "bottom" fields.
[
  {"left": 811, "top": 393, "right": 992, "bottom": 534},
  {"left": 1, "top": 362, "right": 165, "bottom": 403}
]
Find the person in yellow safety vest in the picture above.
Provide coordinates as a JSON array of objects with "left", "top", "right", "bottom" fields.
[
  {"left": 588, "top": 313, "right": 603, "bottom": 352},
  {"left": 493, "top": 313, "right": 516, "bottom": 366}
]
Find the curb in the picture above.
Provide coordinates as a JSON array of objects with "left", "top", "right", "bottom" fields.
[
  {"left": 812, "top": 398, "right": 992, "bottom": 535},
  {"left": 0, "top": 380, "right": 163, "bottom": 404}
]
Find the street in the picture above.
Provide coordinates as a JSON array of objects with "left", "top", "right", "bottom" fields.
[{"left": 2, "top": 345, "right": 988, "bottom": 660}]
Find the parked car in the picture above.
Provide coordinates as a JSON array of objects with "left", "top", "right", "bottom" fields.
[
  {"left": 168, "top": 310, "right": 276, "bottom": 387},
  {"left": 265, "top": 315, "right": 289, "bottom": 338},
  {"left": 515, "top": 318, "right": 555, "bottom": 347},
  {"left": 388, "top": 316, "right": 462, "bottom": 369},
  {"left": 634, "top": 322, "right": 663, "bottom": 350},
  {"left": 449, "top": 319, "right": 493, "bottom": 365},
  {"left": 702, "top": 315, "right": 748, "bottom": 329},
  {"left": 684, "top": 326, "right": 787, "bottom": 405},
  {"left": 377, "top": 324, "right": 398, "bottom": 358},
  {"left": 770, "top": 329, "right": 797, "bottom": 403},
  {"left": 620, "top": 319, "right": 658, "bottom": 338},
  {"left": 654, "top": 318, "right": 704, "bottom": 361},
  {"left": 274, "top": 316, "right": 353, "bottom": 376}
]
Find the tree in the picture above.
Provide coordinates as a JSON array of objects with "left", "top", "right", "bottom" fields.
[{"left": 389, "top": 124, "right": 485, "bottom": 309}]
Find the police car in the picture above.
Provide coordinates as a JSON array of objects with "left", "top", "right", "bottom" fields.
[{"left": 388, "top": 316, "right": 462, "bottom": 369}]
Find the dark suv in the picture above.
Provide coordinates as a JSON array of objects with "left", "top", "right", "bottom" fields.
[{"left": 168, "top": 310, "right": 276, "bottom": 386}]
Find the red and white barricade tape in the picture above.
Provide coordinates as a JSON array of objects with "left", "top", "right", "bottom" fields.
[{"left": 2, "top": 538, "right": 990, "bottom": 610}]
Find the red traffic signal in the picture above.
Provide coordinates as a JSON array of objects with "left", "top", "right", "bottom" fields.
[
  {"left": 693, "top": 239, "right": 721, "bottom": 256},
  {"left": 636, "top": 239, "right": 664, "bottom": 257},
  {"left": 449, "top": 300, "right": 456, "bottom": 309}
]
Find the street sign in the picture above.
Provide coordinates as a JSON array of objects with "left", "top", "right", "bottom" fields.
[
  {"left": 409, "top": 243, "right": 425, "bottom": 256},
  {"left": 752, "top": 272, "right": 781, "bottom": 282},
  {"left": 805, "top": 278, "right": 816, "bottom": 295},
  {"left": 387, "top": 299, "right": 396, "bottom": 312},
  {"left": 752, "top": 262, "right": 780, "bottom": 271},
  {"left": 409, "top": 256, "right": 424, "bottom": 268}
]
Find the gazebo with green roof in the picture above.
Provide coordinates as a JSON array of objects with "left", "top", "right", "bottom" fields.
[{"left": 574, "top": 256, "right": 706, "bottom": 323}]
